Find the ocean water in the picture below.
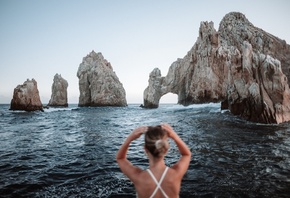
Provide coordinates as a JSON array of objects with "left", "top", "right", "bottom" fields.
[{"left": 0, "top": 103, "right": 289, "bottom": 198}]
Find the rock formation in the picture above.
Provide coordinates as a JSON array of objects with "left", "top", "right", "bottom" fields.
[
  {"left": 77, "top": 50, "right": 127, "bottom": 107},
  {"left": 143, "top": 12, "right": 290, "bottom": 124},
  {"left": 48, "top": 74, "right": 68, "bottom": 107},
  {"left": 10, "top": 79, "right": 43, "bottom": 111}
]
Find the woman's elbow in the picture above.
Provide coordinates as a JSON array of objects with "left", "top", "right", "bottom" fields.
[{"left": 116, "top": 155, "right": 126, "bottom": 163}]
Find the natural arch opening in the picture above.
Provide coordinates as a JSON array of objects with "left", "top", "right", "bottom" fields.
[{"left": 159, "top": 93, "right": 178, "bottom": 104}]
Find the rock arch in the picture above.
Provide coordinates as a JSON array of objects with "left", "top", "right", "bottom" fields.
[
  {"left": 160, "top": 92, "right": 178, "bottom": 104},
  {"left": 143, "top": 12, "right": 290, "bottom": 124}
]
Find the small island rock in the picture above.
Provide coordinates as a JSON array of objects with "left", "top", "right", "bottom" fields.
[{"left": 10, "top": 79, "right": 43, "bottom": 111}]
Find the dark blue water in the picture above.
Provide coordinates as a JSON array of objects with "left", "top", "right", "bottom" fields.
[{"left": 0, "top": 103, "right": 289, "bottom": 198}]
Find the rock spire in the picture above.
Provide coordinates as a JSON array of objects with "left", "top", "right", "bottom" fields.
[{"left": 48, "top": 73, "right": 68, "bottom": 107}]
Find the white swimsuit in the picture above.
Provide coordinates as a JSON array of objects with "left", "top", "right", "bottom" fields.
[{"left": 146, "top": 167, "right": 169, "bottom": 198}]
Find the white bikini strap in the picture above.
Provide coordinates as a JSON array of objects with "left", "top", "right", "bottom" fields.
[{"left": 147, "top": 167, "right": 169, "bottom": 198}]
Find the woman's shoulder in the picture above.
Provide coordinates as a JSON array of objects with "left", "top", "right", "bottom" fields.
[
  {"left": 166, "top": 167, "right": 184, "bottom": 181},
  {"left": 135, "top": 168, "right": 152, "bottom": 180}
]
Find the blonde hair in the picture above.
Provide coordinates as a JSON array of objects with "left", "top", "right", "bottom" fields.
[{"left": 145, "top": 125, "right": 169, "bottom": 158}]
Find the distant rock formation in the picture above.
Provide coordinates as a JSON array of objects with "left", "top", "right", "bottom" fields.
[
  {"left": 48, "top": 74, "right": 68, "bottom": 107},
  {"left": 77, "top": 51, "right": 127, "bottom": 107},
  {"left": 143, "top": 12, "right": 290, "bottom": 124},
  {"left": 10, "top": 79, "right": 43, "bottom": 111}
]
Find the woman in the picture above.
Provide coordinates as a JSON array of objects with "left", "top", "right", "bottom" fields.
[{"left": 116, "top": 123, "right": 191, "bottom": 198}]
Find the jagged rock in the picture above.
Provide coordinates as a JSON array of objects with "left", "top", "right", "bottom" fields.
[
  {"left": 48, "top": 74, "right": 68, "bottom": 107},
  {"left": 10, "top": 79, "right": 43, "bottom": 111},
  {"left": 219, "top": 12, "right": 290, "bottom": 83},
  {"left": 143, "top": 12, "right": 290, "bottom": 124},
  {"left": 77, "top": 51, "right": 127, "bottom": 107}
]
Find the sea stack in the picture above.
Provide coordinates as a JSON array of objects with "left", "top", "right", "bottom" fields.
[
  {"left": 48, "top": 73, "right": 68, "bottom": 107},
  {"left": 143, "top": 12, "right": 290, "bottom": 124},
  {"left": 10, "top": 79, "right": 43, "bottom": 111},
  {"left": 77, "top": 50, "right": 127, "bottom": 107}
]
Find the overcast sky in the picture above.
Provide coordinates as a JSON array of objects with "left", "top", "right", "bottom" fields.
[{"left": 1, "top": 0, "right": 290, "bottom": 104}]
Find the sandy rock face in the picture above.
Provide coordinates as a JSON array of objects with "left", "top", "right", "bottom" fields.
[
  {"left": 143, "top": 12, "right": 290, "bottom": 124},
  {"left": 48, "top": 74, "right": 68, "bottom": 107},
  {"left": 77, "top": 51, "right": 127, "bottom": 107},
  {"left": 10, "top": 79, "right": 43, "bottom": 111}
]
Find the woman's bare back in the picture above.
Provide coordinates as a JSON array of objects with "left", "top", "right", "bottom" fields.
[{"left": 134, "top": 167, "right": 181, "bottom": 198}]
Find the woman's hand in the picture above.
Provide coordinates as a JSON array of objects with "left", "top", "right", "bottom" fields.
[
  {"left": 128, "top": 126, "right": 148, "bottom": 141},
  {"left": 161, "top": 123, "right": 176, "bottom": 138}
]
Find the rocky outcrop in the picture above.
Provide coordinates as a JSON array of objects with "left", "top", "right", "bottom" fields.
[
  {"left": 143, "top": 12, "right": 290, "bottom": 124},
  {"left": 48, "top": 74, "right": 68, "bottom": 107},
  {"left": 77, "top": 51, "right": 127, "bottom": 107},
  {"left": 10, "top": 79, "right": 43, "bottom": 111}
]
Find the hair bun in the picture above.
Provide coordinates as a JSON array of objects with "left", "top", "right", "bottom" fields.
[{"left": 155, "top": 139, "right": 169, "bottom": 151}]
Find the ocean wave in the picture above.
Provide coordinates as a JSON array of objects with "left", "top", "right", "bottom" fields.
[
  {"left": 160, "top": 102, "right": 221, "bottom": 110},
  {"left": 44, "top": 107, "right": 79, "bottom": 113}
]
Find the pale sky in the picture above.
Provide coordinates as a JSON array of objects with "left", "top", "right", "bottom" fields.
[{"left": 1, "top": 0, "right": 290, "bottom": 104}]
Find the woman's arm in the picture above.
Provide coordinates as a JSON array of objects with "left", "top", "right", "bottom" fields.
[
  {"left": 162, "top": 123, "right": 191, "bottom": 177},
  {"left": 116, "top": 126, "right": 147, "bottom": 181}
]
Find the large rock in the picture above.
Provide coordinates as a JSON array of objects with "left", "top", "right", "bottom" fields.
[
  {"left": 10, "top": 79, "right": 43, "bottom": 111},
  {"left": 143, "top": 12, "right": 290, "bottom": 124},
  {"left": 77, "top": 51, "right": 127, "bottom": 107},
  {"left": 48, "top": 74, "right": 68, "bottom": 107}
]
